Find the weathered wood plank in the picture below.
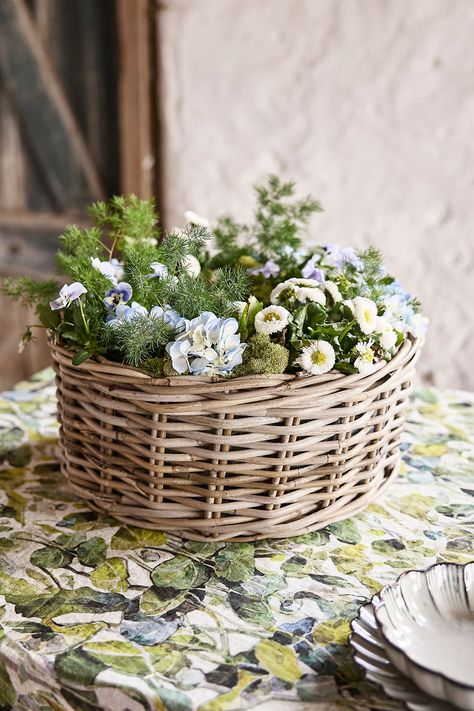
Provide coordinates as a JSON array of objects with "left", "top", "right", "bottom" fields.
[
  {"left": 0, "top": 0, "right": 105, "bottom": 210},
  {"left": 117, "top": 0, "right": 157, "bottom": 198}
]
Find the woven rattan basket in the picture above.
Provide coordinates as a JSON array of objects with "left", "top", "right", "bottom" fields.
[{"left": 51, "top": 337, "right": 421, "bottom": 541}]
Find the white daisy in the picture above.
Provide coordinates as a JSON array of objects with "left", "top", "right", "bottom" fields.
[
  {"left": 354, "top": 341, "right": 377, "bottom": 375},
  {"left": 184, "top": 210, "right": 209, "bottom": 228},
  {"left": 254, "top": 305, "right": 291, "bottom": 334},
  {"left": 353, "top": 296, "right": 377, "bottom": 334},
  {"left": 270, "top": 281, "right": 297, "bottom": 305},
  {"left": 322, "top": 280, "right": 342, "bottom": 303},
  {"left": 287, "top": 278, "right": 322, "bottom": 288},
  {"left": 295, "top": 286, "right": 326, "bottom": 305},
  {"left": 296, "top": 340, "right": 336, "bottom": 375},
  {"left": 375, "top": 316, "right": 397, "bottom": 350}
]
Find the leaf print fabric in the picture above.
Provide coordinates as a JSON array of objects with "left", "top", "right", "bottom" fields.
[{"left": 0, "top": 368, "right": 473, "bottom": 710}]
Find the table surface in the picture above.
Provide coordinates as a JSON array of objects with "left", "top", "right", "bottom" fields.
[{"left": 0, "top": 369, "right": 473, "bottom": 711}]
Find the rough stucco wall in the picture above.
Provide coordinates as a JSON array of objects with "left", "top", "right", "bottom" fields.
[{"left": 158, "top": 0, "right": 474, "bottom": 390}]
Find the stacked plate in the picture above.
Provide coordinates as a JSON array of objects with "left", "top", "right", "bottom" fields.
[{"left": 350, "top": 562, "right": 474, "bottom": 710}]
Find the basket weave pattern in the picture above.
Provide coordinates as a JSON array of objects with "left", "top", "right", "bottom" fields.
[{"left": 51, "top": 338, "right": 420, "bottom": 541}]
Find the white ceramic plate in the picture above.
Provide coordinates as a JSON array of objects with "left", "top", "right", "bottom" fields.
[
  {"left": 350, "top": 596, "right": 457, "bottom": 711},
  {"left": 374, "top": 562, "right": 474, "bottom": 711}
]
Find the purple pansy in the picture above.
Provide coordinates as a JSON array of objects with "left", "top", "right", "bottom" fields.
[
  {"left": 302, "top": 256, "right": 325, "bottom": 282},
  {"left": 50, "top": 282, "right": 87, "bottom": 311},
  {"left": 250, "top": 260, "right": 280, "bottom": 279},
  {"left": 103, "top": 282, "right": 133, "bottom": 310}
]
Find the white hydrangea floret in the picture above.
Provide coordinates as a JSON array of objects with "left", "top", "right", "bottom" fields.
[
  {"left": 353, "top": 296, "right": 377, "bottom": 335},
  {"left": 184, "top": 211, "right": 209, "bottom": 229},
  {"left": 182, "top": 254, "right": 201, "bottom": 277},
  {"left": 375, "top": 316, "right": 397, "bottom": 350},
  {"left": 354, "top": 341, "right": 377, "bottom": 375},
  {"left": 296, "top": 340, "right": 336, "bottom": 375},
  {"left": 254, "top": 305, "right": 290, "bottom": 335},
  {"left": 166, "top": 312, "right": 245, "bottom": 376}
]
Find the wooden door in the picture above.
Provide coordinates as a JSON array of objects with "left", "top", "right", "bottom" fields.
[{"left": 0, "top": 0, "right": 159, "bottom": 388}]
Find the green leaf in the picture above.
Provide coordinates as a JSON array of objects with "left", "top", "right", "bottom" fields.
[
  {"left": 84, "top": 640, "right": 150, "bottom": 675},
  {"left": 30, "top": 546, "right": 74, "bottom": 570},
  {"left": 110, "top": 525, "right": 167, "bottom": 550},
  {"left": 306, "top": 302, "right": 326, "bottom": 327},
  {"left": 0, "top": 657, "right": 15, "bottom": 706},
  {"left": 5, "top": 444, "right": 32, "bottom": 468},
  {"left": 55, "top": 648, "right": 106, "bottom": 686},
  {"left": 228, "top": 591, "right": 273, "bottom": 626},
  {"left": 327, "top": 519, "right": 361, "bottom": 544},
  {"left": 72, "top": 351, "right": 92, "bottom": 366},
  {"left": 76, "top": 537, "right": 107, "bottom": 567},
  {"left": 255, "top": 639, "right": 302, "bottom": 682},
  {"left": 37, "top": 302, "right": 61, "bottom": 329},
  {"left": 90, "top": 557, "right": 129, "bottom": 592},
  {"left": 17, "top": 586, "right": 128, "bottom": 619},
  {"left": 214, "top": 543, "right": 255, "bottom": 582},
  {"left": 151, "top": 555, "right": 210, "bottom": 590}
]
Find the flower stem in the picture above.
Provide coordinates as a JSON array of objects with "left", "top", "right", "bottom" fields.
[{"left": 77, "top": 297, "right": 89, "bottom": 334}]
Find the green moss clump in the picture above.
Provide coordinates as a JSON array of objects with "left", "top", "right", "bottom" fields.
[
  {"left": 234, "top": 333, "right": 289, "bottom": 377},
  {"left": 140, "top": 357, "right": 164, "bottom": 376},
  {"left": 162, "top": 357, "right": 179, "bottom": 377}
]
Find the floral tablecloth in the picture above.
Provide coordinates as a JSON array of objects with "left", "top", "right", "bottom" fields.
[{"left": 0, "top": 369, "right": 473, "bottom": 711}]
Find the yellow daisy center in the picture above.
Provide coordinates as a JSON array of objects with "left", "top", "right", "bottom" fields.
[
  {"left": 264, "top": 312, "right": 280, "bottom": 322},
  {"left": 311, "top": 350, "right": 326, "bottom": 365}
]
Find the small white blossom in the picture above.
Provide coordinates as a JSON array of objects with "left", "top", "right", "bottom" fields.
[
  {"left": 254, "top": 306, "right": 290, "bottom": 335},
  {"left": 354, "top": 341, "right": 377, "bottom": 375},
  {"left": 91, "top": 257, "right": 124, "bottom": 285},
  {"left": 184, "top": 211, "right": 209, "bottom": 228},
  {"left": 149, "top": 262, "right": 168, "bottom": 279},
  {"left": 375, "top": 316, "right": 397, "bottom": 350},
  {"left": 322, "top": 280, "right": 342, "bottom": 303},
  {"left": 270, "top": 281, "right": 298, "bottom": 305},
  {"left": 296, "top": 340, "right": 336, "bottom": 375},
  {"left": 295, "top": 286, "right": 326, "bottom": 305},
  {"left": 353, "top": 296, "right": 377, "bottom": 335},
  {"left": 182, "top": 254, "right": 201, "bottom": 277},
  {"left": 406, "top": 312, "right": 429, "bottom": 339}
]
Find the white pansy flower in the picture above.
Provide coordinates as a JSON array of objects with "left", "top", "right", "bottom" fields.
[
  {"left": 254, "top": 305, "right": 290, "bottom": 335},
  {"left": 375, "top": 316, "right": 397, "bottom": 350},
  {"left": 353, "top": 296, "right": 377, "bottom": 334},
  {"left": 296, "top": 340, "right": 336, "bottom": 375},
  {"left": 322, "top": 280, "right": 342, "bottom": 303},
  {"left": 182, "top": 254, "right": 201, "bottom": 277},
  {"left": 295, "top": 286, "right": 326, "bottom": 305},
  {"left": 91, "top": 257, "right": 124, "bottom": 285},
  {"left": 184, "top": 211, "right": 209, "bottom": 228},
  {"left": 354, "top": 341, "right": 377, "bottom": 375}
]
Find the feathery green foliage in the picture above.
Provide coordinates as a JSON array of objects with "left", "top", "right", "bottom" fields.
[
  {"left": 3, "top": 277, "right": 58, "bottom": 308},
  {"left": 106, "top": 316, "right": 173, "bottom": 367}
]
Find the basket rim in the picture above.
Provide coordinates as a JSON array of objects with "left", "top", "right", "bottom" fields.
[{"left": 49, "top": 334, "right": 421, "bottom": 391}]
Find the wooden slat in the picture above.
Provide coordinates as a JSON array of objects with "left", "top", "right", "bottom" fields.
[
  {"left": 117, "top": 0, "right": 157, "bottom": 198},
  {"left": 0, "top": 0, "right": 105, "bottom": 210}
]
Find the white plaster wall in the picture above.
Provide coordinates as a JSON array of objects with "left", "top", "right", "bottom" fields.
[{"left": 158, "top": 0, "right": 474, "bottom": 390}]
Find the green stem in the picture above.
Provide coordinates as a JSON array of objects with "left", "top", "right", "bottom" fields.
[
  {"left": 77, "top": 297, "right": 89, "bottom": 334},
  {"left": 339, "top": 318, "right": 355, "bottom": 343}
]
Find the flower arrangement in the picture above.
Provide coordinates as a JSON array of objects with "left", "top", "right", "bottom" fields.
[{"left": 4, "top": 176, "right": 427, "bottom": 378}]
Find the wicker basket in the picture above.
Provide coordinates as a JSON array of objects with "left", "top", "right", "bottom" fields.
[{"left": 51, "top": 337, "right": 421, "bottom": 542}]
